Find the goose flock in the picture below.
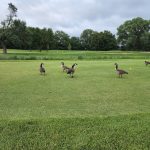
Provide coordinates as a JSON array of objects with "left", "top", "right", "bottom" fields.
[{"left": 39, "top": 60, "right": 150, "bottom": 78}]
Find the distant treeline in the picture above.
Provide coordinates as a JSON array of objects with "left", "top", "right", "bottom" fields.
[{"left": 0, "top": 3, "right": 150, "bottom": 53}]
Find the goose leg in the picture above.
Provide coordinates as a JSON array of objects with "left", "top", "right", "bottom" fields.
[{"left": 71, "top": 73, "right": 73, "bottom": 78}]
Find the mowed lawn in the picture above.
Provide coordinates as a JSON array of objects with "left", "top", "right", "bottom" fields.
[
  {"left": 0, "top": 59, "right": 150, "bottom": 149},
  {"left": 1, "top": 49, "right": 150, "bottom": 60}
]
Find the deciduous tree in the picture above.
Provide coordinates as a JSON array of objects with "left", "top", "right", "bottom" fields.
[
  {"left": 0, "top": 3, "right": 17, "bottom": 53},
  {"left": 117, "top": 17, "right": 150, "bottom": 50}
]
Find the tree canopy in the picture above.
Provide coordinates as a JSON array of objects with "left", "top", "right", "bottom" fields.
[
  {"left": 0, "top": 3, "right": 150, "bottom": 52},
  {"left": 117, "top": 17, "right": 150, "bottom": 50},
  {"left": 0, "top": 3, "right": 17, "bottom": 53}
]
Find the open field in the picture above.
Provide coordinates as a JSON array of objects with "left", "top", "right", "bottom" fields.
[
  {"left": 0, "top": 49, "right": 150, "bottom": 60},
  {"left": 0, "top": 51, "right": 150, "bottom": 149},
  {"left": 0, "top": 60, "right": 150, "bottom": 119}
]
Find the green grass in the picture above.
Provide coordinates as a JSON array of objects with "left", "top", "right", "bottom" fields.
[
  {"left": 0, "top": 60, "right": 150, "bottom": 119},
  {"left": 0, "top": 49, "right": 150, "bottom": 60},
  {"left": 0, "top": 59, "right": 150, "bottom": 149},
  {"left": 1, "top": 114, "right": 149, "bottom": 150}
]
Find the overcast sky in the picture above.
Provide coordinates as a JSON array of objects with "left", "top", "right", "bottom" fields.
[{"left": 0, "top": 0, "right": 149, "bottom": 36}]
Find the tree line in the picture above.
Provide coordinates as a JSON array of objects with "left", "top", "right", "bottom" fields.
[{"left": 0, "top": 3, "right": 150, "bottom": 54}]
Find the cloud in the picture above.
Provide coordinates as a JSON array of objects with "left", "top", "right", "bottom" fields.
[{"left": 0, "top": 0, "right": 149, "bottom": 36}]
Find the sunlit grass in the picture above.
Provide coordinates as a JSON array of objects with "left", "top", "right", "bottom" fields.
[
  {"left": 0, "top": 60, "right": 149, "bottom": 119},
  {"left": 0, "top": 59, "right": 150, "bottom": 149}
]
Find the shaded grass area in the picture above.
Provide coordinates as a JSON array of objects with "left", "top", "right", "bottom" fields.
[
  {"left": 0, "top": 49, "right": 150, "bottom": 60},
  {"left": 0, "top": 114, "right": 150, "bottom": 150}
]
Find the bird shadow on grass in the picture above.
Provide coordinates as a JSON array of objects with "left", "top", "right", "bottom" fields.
[
  {"left": 39, "top": 73, "right": 47, "bottom": 76},
  {"left": 116, "top": 76, "right": 128, "bottom": 80},
  {"left": 65, "top": 75, "right": 78, "bottom": 79}
]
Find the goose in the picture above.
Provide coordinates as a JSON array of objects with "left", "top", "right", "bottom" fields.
[
  {"left": 61, "top": 62, "right": 69, "bottom": 72},
  {"left": 40, "top": 63, "right": 46, "bottom": 75},
  {"left": 114, "top": 63, "right": 128, "bottom": 78},
  {"left": 145, "top": 61, "right": 150, "bottom": 66},
  {"left": 67, "top": 63, "right": 78, "bottom": 78}
]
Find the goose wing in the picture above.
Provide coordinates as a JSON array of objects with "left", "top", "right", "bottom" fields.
[
  {"left": 40, "top": 67, "right": 45, "bottom": 73},
  {"left": 118, "top": 69, "right": 128, "bottom": 74}
]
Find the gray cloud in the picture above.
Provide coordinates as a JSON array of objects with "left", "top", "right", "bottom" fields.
[{"left": 0, "top": 0, "right": 149, "bottom": 36}]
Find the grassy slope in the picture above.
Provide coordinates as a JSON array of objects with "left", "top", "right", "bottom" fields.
[{"left": 0, "top": 56, "right": 150, "bottom": 149}]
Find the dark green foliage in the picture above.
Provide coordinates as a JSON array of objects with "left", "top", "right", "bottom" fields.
[
  {"left": 40, "top": 28, "right": 54, "bottom": 50},
  {"left": 0, "top": 3, "right": 17, "bottom": 54},
  {"left": 80, "top": 29, "right": 117, "bottom": 50},
  {"left": 53, "top": 31, "right": 70, "bottom": 50},
  {"left": 80, "top": 29, "right": 95, "bottom": 50},
  {"left": 9, "top": 20, "right": 27, "bottom": 49},
  {"left": 117, "top": 17, "right": 150, "bottom": 50},
  {"left": 141, "top": 32, "right": 150, "bottom": 51},
  {"left": 70, "top": 37, "right": 82, "bottom": 50}
]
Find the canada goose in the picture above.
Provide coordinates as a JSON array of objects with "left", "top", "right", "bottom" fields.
[
  {"left": 114, "top": 63, "right": 128, "bottom": 78},
  {"left": 67, "top": 63, "right": 78, "bottom": 78},
  {"left": 61, "top": 62, "right": 69, "bottom": 72},
  {"left": 40, "top": 63, "right": 45, "bottom": 75},
  {"left": 145, "top": 61, "right": 150, "bottom": 66}
]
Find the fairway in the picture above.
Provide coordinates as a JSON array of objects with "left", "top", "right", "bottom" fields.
[
  {"left": 0, "top": 59, "right": 150, "bottom": 119},
  {"left": 0, "top": 58, "right": 150, "bottom": 149}
]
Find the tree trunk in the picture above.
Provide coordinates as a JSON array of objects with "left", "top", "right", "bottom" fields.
[{"left": 1, "top": 42, "right": 7, "bottom": 54}]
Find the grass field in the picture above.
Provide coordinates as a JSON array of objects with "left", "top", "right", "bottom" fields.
[
  {"left": 0, "top": 50, "right": 150, "bottom": 149},
  {"left": 0, "top": 49, "right": 150, "bottom": 60}
]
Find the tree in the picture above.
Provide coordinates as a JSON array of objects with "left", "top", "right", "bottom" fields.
[
  {"left": 70, "top": 36, "right": 82, "bottom": 50},
  {"left": 80, "top": 29, "right": 95, "bottom": 50},
  {"left": 40, "top": 28, "right": 53, "bottom": 50},
  {"left": 117, "top": 17, "right": 150, "bottom": 50},
  {"left": 54, "top": 31, "right": 70, "bottom": 50},
  {"left": 90, "top": 31, "right": 100, "bottom": 50},
  {"left": 28, "top": 27, "right": 41, "bottom": 50},
  {"left": 0, "top": 3, "right": 17, "bottom": 54},
  {"left": 80, "top": 29, "right": 117, "bottom": 50},
  {"left": 141, "top": 32, "right": 150, "bottom": 51},
  {"left": 67, "top": 43, "right": 72, "bottom": 50},
  {"left": 9, "top": 19, "right": 27, "bottom": 49},
  {"left": 100, "top": 31, "right": 117, "bottom": 50}
]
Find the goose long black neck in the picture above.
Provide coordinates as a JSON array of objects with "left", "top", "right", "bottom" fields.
[
  {"left": 40, "top": 63, "right": 43, "bottom": 68},
  {"left": 72, "top": 64, "right": 76, "bottom": 68},
  {"left": 115, "top": 64, "right": 118, "bottom": 70}
]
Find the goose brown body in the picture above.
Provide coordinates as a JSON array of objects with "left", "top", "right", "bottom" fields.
[
  {"left": 61, "top": 62, "right": 69, "bottom": 72},
  {"left": 115, "top": 63, "right": 128, "bottom": 78},
  {"left": 40, "top": 63, "right": 45, "bottom": 75},
  {"left": 67, "top": 63, "right": 78, "bottom": 78},
  {"left": 145, "top": 61, "right": 150, "bottom": 66}
]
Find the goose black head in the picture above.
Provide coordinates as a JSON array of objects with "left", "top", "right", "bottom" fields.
[{"left": 61, "top": 62, "right": 64, "bottom": 65}]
